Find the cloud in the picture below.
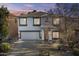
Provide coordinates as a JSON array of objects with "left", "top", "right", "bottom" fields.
[
  {"left": 23, "top": 4, "right": 34, "bottom": 8},
  {"left": 22, "top": 3, "right": 56, "bottom": 12},
  {"left": 0, "top": 3, "right": 56, "bottom": 13},
  {"left": 0, "top": 3, "right": 15, "bottom": 10},
  {"left": 40, "top": 3, "right": 56, "bottom": 9},
  {"left": 0, "top": 3, "right": 8, "bottom": 7}
]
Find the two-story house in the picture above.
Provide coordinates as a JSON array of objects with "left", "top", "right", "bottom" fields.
[{"left": 17, "top": 10, "right": 65, "bottom": 41}]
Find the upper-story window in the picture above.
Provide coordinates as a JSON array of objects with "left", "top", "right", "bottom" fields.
[
  {"left": 53, "top": 18, "right": 60, "bottom": 25},
  {"left": 33, "top": 17, "right": 41, "bottom": 26},
  {"left": 19, "top": 18, "right": 27, "bottom": 26}
]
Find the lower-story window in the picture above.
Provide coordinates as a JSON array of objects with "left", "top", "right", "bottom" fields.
[{"left": 52, "top": 32, "right": 59, "bottom": 39}]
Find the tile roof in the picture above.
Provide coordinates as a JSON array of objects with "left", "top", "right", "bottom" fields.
[{"left": 18, "top": 11, "right": 46, "bottom": 17}]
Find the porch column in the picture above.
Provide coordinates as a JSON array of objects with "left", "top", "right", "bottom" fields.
[
  {"left": 41, "top": 29, "right": 44, "bottom": 40},
  {"left": 48, "top": 30, "right": 52, "bottom": 40}
]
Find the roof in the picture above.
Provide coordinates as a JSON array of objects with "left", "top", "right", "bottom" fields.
[
  {"left": 8, "top": 13, "right": 16, "bottom": 19},
  {"left": 17, "top": 11, "right": 79, "bottom": 19},
  {"left": 41, "top": 13, "right": 67, "bottom": 18},
  {"left": 8, "top": 13, "right": 16, "bottom": 17},
  {"left": 18, "top": 11, "right": 46, "bottom": 17}
]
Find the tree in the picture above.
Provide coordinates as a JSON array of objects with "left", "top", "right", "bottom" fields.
[
  {"left": 55, "top": 3, "right": 79, "bottom": 49},
  {"left": 54, "top": 3, "right": 71, "bottom": 15},
  {"left": 47, "top": 9, "right": 54, "bottom": 14},
  {"left": 54, "top": 4, "right": 70, "bottom": 44},
  {"left": 70, "top": 3, "right": 79, "bottom": 17},
  {"left": 0, "top": 5, "right": 9, "bottom": 42}
]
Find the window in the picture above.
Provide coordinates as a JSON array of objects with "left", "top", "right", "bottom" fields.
[
  {"left": 53, "top": 18, "right": 60, "bottom": 25},
  {"left": 19, "top": 18, "right": 27, "bottom": 25},
  {"left": 33, "top": 17, "right": 41, "bottom": 26},
  {"left": 52, "top": 32, "right": 59, "bottom": 38}
]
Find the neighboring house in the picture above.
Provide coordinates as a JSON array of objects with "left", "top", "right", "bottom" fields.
[
  {"left": 7, "top": 13, "right": 18, "bottom": 40},
  {"left": 17, "top": 10, "right": 65, "bottom": 41}
]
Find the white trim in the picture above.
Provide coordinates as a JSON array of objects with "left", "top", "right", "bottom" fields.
[
  {"left": 48, "top": 31, "right": 52, "bottom": 40},
  {"left": 41, "top": 29, "right": 44, "bottom": 40}
]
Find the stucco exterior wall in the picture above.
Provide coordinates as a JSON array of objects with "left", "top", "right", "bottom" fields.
[{"left": 18, "top": 17, "right": 41, "bottom": 31}]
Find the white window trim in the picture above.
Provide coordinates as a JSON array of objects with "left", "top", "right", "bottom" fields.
[
  {"left": 19, "top": 18, "right": 27, "bottom": 26},
  {"left": 53, "top": 18, "right": 60, "bottom": 25},
  {"left": 33, "top": 17, "right": 41, "bottom": 26}
]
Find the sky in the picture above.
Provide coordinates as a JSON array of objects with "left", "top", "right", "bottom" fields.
[
  {"left": 0, "top": 3, "right": 56, "bottom": 12},
  {"left": 1, "top": 3, "right": 78, "bottom": 16}
]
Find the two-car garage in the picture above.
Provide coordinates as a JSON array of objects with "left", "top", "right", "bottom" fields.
[{"left": 20, "top": 31, "right": 40, "bottom": 40}]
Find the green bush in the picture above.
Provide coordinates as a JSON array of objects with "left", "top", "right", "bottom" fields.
[
  {"left": 73, "top": 48, "right": 79, "bottom": 56},
  {"left": 1, "top": 42, "right": 11, "bottom": 53},
  {"left": 68, "top": 41, "right": 74, "bottom": 49}
]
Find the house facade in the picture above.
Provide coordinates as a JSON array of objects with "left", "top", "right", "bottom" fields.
[{"left": 17, "top": 11, "right": 65, "bottom": 41}]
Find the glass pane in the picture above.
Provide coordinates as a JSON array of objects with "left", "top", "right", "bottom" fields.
[
  {"left": 53, "top": 18, "right": 60, "bottom": 25},
  {"left": 20, "top": 18, "right": 26, "bottom": 25},
  {"left": 53, "top": 32, "right": 59, "bottom": 38},
  {"left": 34, "top": 18, "right": 40, "bottom": 25}
]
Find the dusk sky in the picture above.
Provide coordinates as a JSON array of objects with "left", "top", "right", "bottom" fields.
[{"left": 0, "top": 3, "right": 56, "bottom": 12}]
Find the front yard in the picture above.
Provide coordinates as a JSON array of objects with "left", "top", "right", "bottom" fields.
[{"left": 3, "top": 40, "right": 73, "bottom": 56}]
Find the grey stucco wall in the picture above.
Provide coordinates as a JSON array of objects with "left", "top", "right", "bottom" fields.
[
  {"left": 18, "top": 17, "right": 41, "bottom": 31},
  {"left": 41, "top": 17, "right": 53, "bottom": 26}
]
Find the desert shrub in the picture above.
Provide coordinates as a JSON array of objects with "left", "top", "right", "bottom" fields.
[
  {"left": 1, "top": 42, "right": 11, "bottom": 53},
  {"left": 68, "top": 41, "right": 75, "bottom": 49},
  {"left": 73, "top": 48, "right": 79, "bottom": 56},
  {"left": 51, "top": 43, "right": 63, "bottom": 50}
]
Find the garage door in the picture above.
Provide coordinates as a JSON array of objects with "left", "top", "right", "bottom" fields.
[{"left": 21, "top": 31, "right": 40, "bottom": 40}]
